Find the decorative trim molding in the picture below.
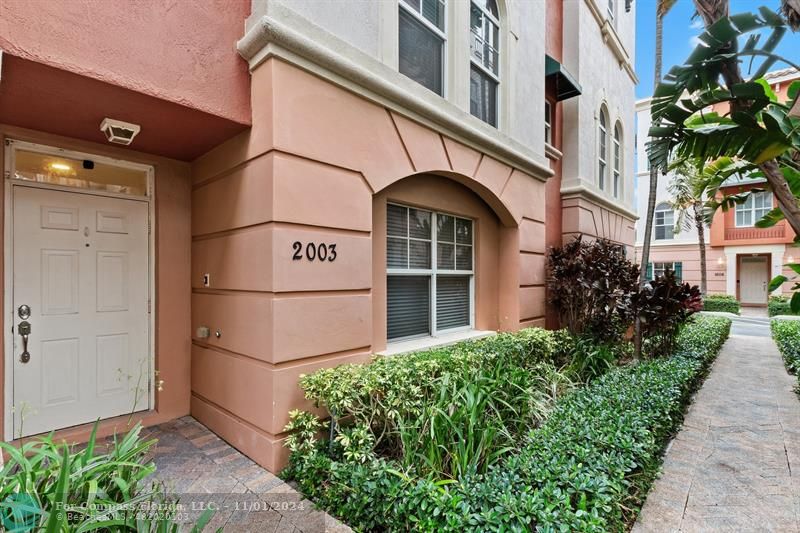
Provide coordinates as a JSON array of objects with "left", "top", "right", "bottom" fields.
[
  {"left": 561, "top": 184, "right": 638, "bottom": 220},
  {"left": 583, "top": 0, "right": 638, "bottom": 84},
  {"left": 545, "top": 143, "right": 563, "bottom": 160},
  {"left": 237, "top": 13, "right": 553, "bottom": 181}
]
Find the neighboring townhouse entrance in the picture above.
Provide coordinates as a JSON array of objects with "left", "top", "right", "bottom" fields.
[
  {"left": 739, "top": 255, "right": 769, "bottom": 306},
  {"left": 5, "top": 141, "right": 153, "bottom": 438}
]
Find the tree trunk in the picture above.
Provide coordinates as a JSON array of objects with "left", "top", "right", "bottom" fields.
[
  {"left": 694, "top": 204, "right": 708, "bottom": 295},
  {"left": 635, "top": 9, "right": 666, "bottom": 360}
]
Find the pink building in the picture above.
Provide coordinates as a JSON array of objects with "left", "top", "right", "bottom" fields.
[
  {"left": 635, "top": 68, "right": 799, "bottom": 307},
  {"left": 0, "top": 0, "right": 636, "bottom": 471}
]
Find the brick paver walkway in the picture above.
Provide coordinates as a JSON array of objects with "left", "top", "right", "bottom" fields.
[
  {"left": 634, "top": 332, "right": 800, "bottom": 532},
  {"left": 104, "top": 416, "right": 350, "bottom": 532}
]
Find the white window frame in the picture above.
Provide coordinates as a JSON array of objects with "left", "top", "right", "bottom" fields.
[
  {"left": 612, "top": 122, "right": 622, "bottom": 198},
  {"left": 654, "top": 202, "right": 675, "bottom": 240},
  {"left": 469, "top": 0, "right": 501, "bottom": 127},
  {"left": 545, "top": 100, "right": 553, "bottom": 145},
  {"left": 735, "top": 190, "right": 773, "bottom": 227},
  {"left": 386, "top": 203, "right": 475, "bottom": 341},
  {"left": 598, "top": 107, "right": 608, "bottom": 191},
  {"left": 651, "top": 262, "right": 682, "bottom": 281},
  {"left": 399, "top": 0, "right": 448, "bottom": 97}
]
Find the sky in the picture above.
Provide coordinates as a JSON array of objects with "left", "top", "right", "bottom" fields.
[{"left": 635, "top": 0, "right": 800, "bottom": 99}]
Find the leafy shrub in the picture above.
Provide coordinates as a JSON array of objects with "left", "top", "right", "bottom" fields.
[
  {"left": 769, "top": 295, "right": 799, "bottom": 317},
  {"left": 547, "top": 237, "right": 639, "bottom": 343},
  {"left": 284, "top": 316, "right": 731, "bottom": 532},
  {"left": 299, "top": 328, "right": 563, "bottom": 460},
  {"left": 703, "top": 294, "right": 741, "bottom": 314},
  {"left": 771, "top": 319, "right": 800, "bottom": 376},
  {"left": 0, "top": 423, "right": 215, "bottom": 532},
  {"left": 635, "top": 271, "right": 702, "bottom": 358}
]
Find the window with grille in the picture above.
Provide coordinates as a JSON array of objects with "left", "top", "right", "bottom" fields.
[
  {"left": 386, "top": 203, "right": 474, "bottom": 341},
  {"left": 399, "top": 0, "right": 446, "bottom": 96},
  {"left": 469, "top": 0, "right": 499, "bottom": 127},
  {"left": 654, "top": 202, "right": 674, "bottom": 240},
  {"left": 613, "top": 122, "right": 622, "bottom": 198},
  {"left": 646, "top": 262, "right": 683, "bottom": 282},
  {"left": 598, "top": 108, "right": 608, "bottom": 190},
  {"left": 545, "top": 100, "right": 553, "bottom": 145},
  {"left": 735, "top": 191, "right": 773, "bottom": 227}
]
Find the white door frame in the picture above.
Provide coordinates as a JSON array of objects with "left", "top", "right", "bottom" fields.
[{"left": 3, "top": 139, "right": 156, "bottom": 440}]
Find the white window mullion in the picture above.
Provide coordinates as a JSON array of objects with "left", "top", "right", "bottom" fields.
[{"left": 431, "top": 211, "right": 438, "bottom": 334}]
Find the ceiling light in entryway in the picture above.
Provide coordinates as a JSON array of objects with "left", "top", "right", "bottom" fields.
[
  {"left": 49, "top": 162, "right": 71, "bottom": 171},
  {"left": 100, "top": 118, "right": 141, "bottom": 146}
]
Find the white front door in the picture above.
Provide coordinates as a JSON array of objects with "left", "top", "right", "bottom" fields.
[
  {"left": 11, "top": 185, "right": 149, "bottom": 438},
  {"left": 739, "top": 255, "right": 768, "bottom": 305}
]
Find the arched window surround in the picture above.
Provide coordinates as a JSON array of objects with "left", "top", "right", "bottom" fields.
[
  {"left": 613, "top": 121, "right": 622, "bottom": 199},
  {"left": 598, "top": 105, "right": 609, "bottom": 191}
]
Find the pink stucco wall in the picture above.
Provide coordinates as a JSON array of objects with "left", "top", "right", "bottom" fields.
[
  {"left": 0, "top": 0, "right": 251, "bottom": 125},
  {"left": 189, "top": 58, "right": 549, "bottom": 472}
]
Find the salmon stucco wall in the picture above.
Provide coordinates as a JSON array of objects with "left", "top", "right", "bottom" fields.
[
  {"left": 0, "top": 0, "right": 251, "bottom": 125},
  {"left": 0, "top": 124, "right": 192, "bottom": 444},
  {"left": 639, "top": 244, "right": 727, "bottom": 294},
  {"left": 189, "top": 58, "right": 549, "bottom": 472},
  {"left": 561, "top": 194, "right": 636, "bottom": 252}
]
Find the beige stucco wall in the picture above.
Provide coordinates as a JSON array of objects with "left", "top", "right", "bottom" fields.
[{"left": 190, "top": 58, "right": 548, "bottom": 472}]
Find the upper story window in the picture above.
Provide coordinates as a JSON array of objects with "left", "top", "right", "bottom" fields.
[
  {"left": 544, "top": 100, "right": 553, "bottom": 145},
  {"left": 598, "top": 107, "right": 608, "bottom": 190},
  {"left": 654, "top": 202, "right": 674, "bottom": 240},
  {"left": 735, "top": 191, "right": 773, "bottom": 227},
  {"left": 469, "top": 0, "right": 500, "bottom": 127},
  {"left": 613, "top": 122, "right": 622, "bottom": 198},
  {"left": 387, "top": 203, "right": 474, "bottom": 341},
  {"left": 399, "top": 0, "right": 446, "bottom": 96}
]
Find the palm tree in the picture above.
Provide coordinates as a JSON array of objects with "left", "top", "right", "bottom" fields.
[
  {"left": 635, "top": 0, "right": 676, "bottom": 360},
  {"left": 668, "top": 159, "right": 708, "bottom": 295}
]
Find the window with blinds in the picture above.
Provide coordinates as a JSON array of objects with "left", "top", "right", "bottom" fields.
[
  {"left": 399, "top": 0, "right": 446, "bottom": 96},
  {"left": 386, "top": 203, "right": 474, "bottom": 341}
]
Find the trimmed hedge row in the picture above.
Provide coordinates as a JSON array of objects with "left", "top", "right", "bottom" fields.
[
  {"left": 285, "top": 315, "right": 731, "bottom": 532},
  {"left": 771, "top": 319, "right": 800, "bottom": 376},
  {"left": 702, "top": 294, "right": 740, "bottom": 314},
  {"left": 769, "top": 295, "right": 800, "bottom": 317}
]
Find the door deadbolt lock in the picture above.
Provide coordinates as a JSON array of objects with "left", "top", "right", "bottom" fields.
[
  {"left": 18, "top": 304, "right": 31, "bottom": 320},
  {"left": 18, "top": 320, "right": 31, "bottom": 364}
]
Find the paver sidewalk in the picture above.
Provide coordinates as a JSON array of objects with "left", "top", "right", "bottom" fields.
[{"left": 634, "top": 334, "right": 800, "bottom": 532}]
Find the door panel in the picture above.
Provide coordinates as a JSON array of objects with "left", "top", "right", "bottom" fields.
[
  {"left": 12, "top": 186, "right": 149, "bottom": 438},
  {"left": 739, "top": 256, "right": 768, "bottom": 305}
]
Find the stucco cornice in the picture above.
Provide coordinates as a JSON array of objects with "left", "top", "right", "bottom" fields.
[
  {"left": 237, "top": 15, "right": 553, "bottom": 182},
  {"left": 561, "top": 184, "right": 639, "bottom": 220},
  {"left": 583, "top": 0, "right": 638, "bottom": 84}
]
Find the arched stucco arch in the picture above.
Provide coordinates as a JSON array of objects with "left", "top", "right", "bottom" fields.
[{"left": 371, "top": 172, "right": 525, "bottom": 352}]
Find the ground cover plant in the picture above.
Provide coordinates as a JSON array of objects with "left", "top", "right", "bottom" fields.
[
  {"left": 283, "top": 315, "right": 731, "bottom": 532},
  {"left": 771, "top": 319, "right": 800, "bottom": 385},
  {"left": 0, "top": 423, "right": 215, "bottom": 532},
  {"left": 702, "top": 294, "right": 741, "bottom": 314}
]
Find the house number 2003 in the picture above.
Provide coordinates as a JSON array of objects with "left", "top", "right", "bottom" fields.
[{"left": 292, "top": 241, "right": 337, "bottom": 262}]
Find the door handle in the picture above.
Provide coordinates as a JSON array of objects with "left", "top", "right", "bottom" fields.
[
  {"left": 18, "top": 320, "right": 31, "bottom": 363},
  {"left": 17, "top": 305, "right": 31, "bottom": 364}
]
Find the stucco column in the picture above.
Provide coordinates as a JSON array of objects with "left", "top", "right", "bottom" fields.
[{"left": 725, "top": 249, "right": 737, "bottom": 296}]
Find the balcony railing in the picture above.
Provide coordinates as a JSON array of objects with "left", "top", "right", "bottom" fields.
[{"left": 725, "top": 225, "right": 785, "bottom": 240}]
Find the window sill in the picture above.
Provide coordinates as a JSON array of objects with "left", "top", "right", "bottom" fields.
[{"left": 378, "top": 330, "right": 496, "bottom": 357}]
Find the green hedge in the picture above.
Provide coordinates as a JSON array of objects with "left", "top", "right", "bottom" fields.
[
  {"left": 769, "top": 295, "right": 800, "bottom": 317},
  {"left": 702, "top": 294, "right": 740, "bottom": 314},
  {"left": 285, "top": 315, "right": 731, "bottom": 532},
  {"left": 771, "top": 319, "right": 800, "bottom": 376}
]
